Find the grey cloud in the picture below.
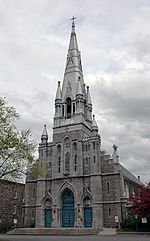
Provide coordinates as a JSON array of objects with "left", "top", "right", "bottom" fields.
[{"left": 0, "top": 0, "right": 150, "bottom": 182}]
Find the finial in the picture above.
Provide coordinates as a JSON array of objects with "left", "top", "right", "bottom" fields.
[
  {"left": 70, "top": 16, "right": 76, "bottom": 27},
  {"left": 113, "top": 144, "right": 118, "bottom": 151},
  {"left": 58, "top": 81, "right": 60, "bottom": 86}
]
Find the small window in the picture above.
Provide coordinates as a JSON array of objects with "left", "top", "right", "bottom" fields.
[
  {"left": 74, "top": 154, "right": 77, "bottom": 171},
  {"left": 62, "top": 105, "right": 64, "bottom": 117},
  {"left": 107, "top": 182, "right": 110, "bottom": 195},
  {"left": 82, "top": 145, "right": 84, "bottom": 152},
  {"left": 73, "top": 103, "right": 75, "bottom": 114},
  {"left": 57, "top": 145, "right": 61, "bottom": 154},
  {"left": 49, "top": 162, "right": 51, "bottom": 168},
  {"left": 58, "top": 157, "right": 61, "bottom": 173},
  {"left": 108, "top": 207, "right": 111, "bottom": 217},
  {"left": 73, "top": 142, "right": 77, "bottom": 151},
  {"left": 93, "top": 142, "right": 95, "bottom": 150},
  {"left": 13, "top": 204, "right": 17, "bottom": 214},
  {"left": 93, "top": 156, "right": 96, "bottom": 163},
  {"left": 14, "top": 191, "right": 17, "bottom": 199},
  {"left": 65, "top": 151, "right": 70, "bottom": 173},
  {"left": 66, "top": 97, "right": 71, "bottom": 118},
  {"left": 33, "top": 187, "right": 36, "bottom": 198},
  {"left": 85, "top": 157, "right": 88, "bottom": 165}
]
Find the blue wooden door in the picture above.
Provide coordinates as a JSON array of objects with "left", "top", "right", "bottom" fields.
[
  {"left": 84, "top": 207, "right": 92, "bottom": 227},
  {"left": 62, "top": 189, "right": 75, "bottom": 227},
  {"left": 45, "top": 209, "right": 52, "bottom": 227}
]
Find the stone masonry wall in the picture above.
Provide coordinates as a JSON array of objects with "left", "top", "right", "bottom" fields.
[{"left": 0, "top": 179, "right": 25, "bottom": 227}]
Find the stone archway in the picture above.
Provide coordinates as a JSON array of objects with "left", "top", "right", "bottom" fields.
[{"left": 61, "top": 189, "right": 75, "bottom": 227}]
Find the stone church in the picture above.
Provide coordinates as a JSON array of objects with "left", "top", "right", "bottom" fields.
[{"left": 24, "top": 20, "right": 142, "bottom": 229}]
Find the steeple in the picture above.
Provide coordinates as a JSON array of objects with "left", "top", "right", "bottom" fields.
[
  {"left": 53, "top": 19, "right": 94, "bottom": 133},
  {"left": 55, "top": 81, "right": 62, "bottom": 101},
  {"left": 61, "top": 17, "right": 83, "bottom": 102},
  {"left": 41, "top": 124, "right": 48, "bottom": 143}
]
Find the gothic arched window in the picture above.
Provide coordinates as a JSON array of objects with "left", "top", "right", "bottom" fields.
[
  {"left": 66, "top": 97, "right": 71, "bottom": 118},
  {"left": 57, "top": 145, "right": 61, "bottom": 154},
  {"left": 65, "top": 151, "right": 70, "bottom": 173},
  {"left": 73, "top": 142, "right": 77, "bottom": 151},
  {"left": 64, "top": 137, "right": 71, "bottom": 148}
]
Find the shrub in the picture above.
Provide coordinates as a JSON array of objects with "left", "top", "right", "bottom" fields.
[
  {"left": 121, "top": 216, "right": 137, "bottom": 231},
  {"left": 0, "top": 220, "right": 12, "bottom": 233}
]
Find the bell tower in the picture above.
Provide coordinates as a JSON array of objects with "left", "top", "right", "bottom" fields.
[{"left": 53, "top": 18, "right": 95, "bottom": 140}]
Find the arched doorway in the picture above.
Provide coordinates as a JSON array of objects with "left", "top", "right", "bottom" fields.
[
  {"left": 61, "top": 189, "right": 75, "bottom": 227},
  {"left": 44, "top": 199, "right": 52, "bottom": 227},
  {"left": 83, "top": 196, "right": 93, "bottom": 227}
]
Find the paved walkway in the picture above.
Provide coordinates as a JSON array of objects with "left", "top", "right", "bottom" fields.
[{"left": 0, "top": 234, "right": 150, "bottom": 241}]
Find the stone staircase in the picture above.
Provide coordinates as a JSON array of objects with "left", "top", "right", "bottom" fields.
[{"left": 8, "top": 228, "right": 99, "bottom": 236}]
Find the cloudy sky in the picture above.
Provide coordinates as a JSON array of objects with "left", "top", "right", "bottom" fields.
[{"left": 0, "top": 0, "right": 150, "bottom": 183}]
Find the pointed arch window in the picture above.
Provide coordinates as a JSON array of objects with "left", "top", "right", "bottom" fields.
[
  {"left": 108, "top": 207, "right": 111, "bottom": 217},
  {"left": 107, "top": 182, "right": 110, "bottom": 195},
  {"left": 57, "top": 145, "right": 61, "bottom": 154},
  {"left": 65, "top": 151, "right": 70, "bottom": 173},
  {"left": 73, "top": 142, "right": 77, "bottom": 151},
  {"left": 66, "top": 97, "right": 72, "bottom": 118},
  {"left": 73, "top": 103, "right": 75, "bottom": 114},
  {"left": 74, "top": 154, "right": 77, "bottom": 171},
  {"left": 64, "top": 137, "right": 71, "bottom": 148},
  {"left": 62, "top": 105, "right": 65, "bottom": 117}
]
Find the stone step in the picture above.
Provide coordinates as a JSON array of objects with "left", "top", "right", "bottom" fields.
[
  {"left": 98, "top": 228, "right": 117, "bottom": 235},
  {"left": 8, "top": 228, "right": 99, "bottom": 236}
]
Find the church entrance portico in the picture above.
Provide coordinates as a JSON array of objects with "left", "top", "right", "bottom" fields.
[{"left": 61, "top": 189, "right": 75, "bottom": 227}]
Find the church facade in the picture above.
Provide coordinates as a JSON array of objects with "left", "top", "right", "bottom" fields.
[{"left": 24, "top": 21, "right": 141, "bottom": 229}]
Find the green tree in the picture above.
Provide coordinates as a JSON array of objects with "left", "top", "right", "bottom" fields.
[{"left": 0, "top": 97, "right": 36, "bottom": 181}]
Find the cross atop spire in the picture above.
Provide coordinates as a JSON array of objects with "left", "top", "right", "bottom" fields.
[{"left": 70, "top": 16, "right": 76, "bottom": 27}]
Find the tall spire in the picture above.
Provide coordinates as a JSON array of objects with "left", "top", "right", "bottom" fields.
[
  {"left": 53, "top": 19, "right": 94, "bottom": 131},
  {"left": 61, "top": 18, "right": 83, "bottom": 102}
]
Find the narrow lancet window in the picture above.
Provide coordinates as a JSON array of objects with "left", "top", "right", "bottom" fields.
[
  {"left": 66, "top": 97, "right": 71, "bottom": 118},
  {"left": 65, "top": 151, "right": 70, "bottom": 173}
]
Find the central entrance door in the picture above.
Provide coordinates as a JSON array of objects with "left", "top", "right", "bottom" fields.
[{"left": 61, "top": 189, "right": 75, "bottom": 227}]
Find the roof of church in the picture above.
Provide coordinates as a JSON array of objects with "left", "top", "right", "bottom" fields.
[{"left": 120, "top": 164, "right": 143, "bottom": 185}]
